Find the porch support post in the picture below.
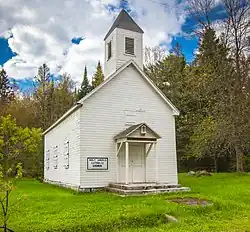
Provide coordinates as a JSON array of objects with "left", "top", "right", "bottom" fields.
[
  {"left": 144, "top": 143, "right": 147, "bottom": 182},
  {"left": 154, "top": 143, "right": 158, "bottom": 183},
  {"left": 116, "top": 142, "right": 123, "bottom": 156},
  {"left": 146, "top": 143, "right": 153, "bottom": 157},
  {"left": 125, "top": 141, "right": 129, "bottom": 184},
  {"left": 116, "top": 143, "right": 119, "bottom": 183}
]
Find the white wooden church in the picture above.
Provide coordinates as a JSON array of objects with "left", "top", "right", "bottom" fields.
[{"left": 43, "top": 10, "right": 188, "bottom": 194}]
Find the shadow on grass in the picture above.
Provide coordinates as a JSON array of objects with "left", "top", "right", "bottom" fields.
[{"left": 50, "top": 212, "right": 166, "bottom": 232}]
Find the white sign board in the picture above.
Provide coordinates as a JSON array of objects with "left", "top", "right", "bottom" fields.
[{"left": 87, "top": 157, "right": 108, "bottom": 170}]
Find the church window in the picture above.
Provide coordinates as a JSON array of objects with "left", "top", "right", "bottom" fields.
[
  {"left": 108, "top": 41, "right": 112, "bottom": 60},
  {"left": 125, "top": 37, "right": 135, "bottom": 55}
]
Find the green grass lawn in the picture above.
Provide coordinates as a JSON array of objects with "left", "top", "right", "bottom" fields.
[{"left": 4, "top": 173, "right": 250, "bottom": 232}]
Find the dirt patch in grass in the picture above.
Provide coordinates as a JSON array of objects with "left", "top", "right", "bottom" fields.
[{"left": 169, "top": 198, "right": 213, "bottom": 206}]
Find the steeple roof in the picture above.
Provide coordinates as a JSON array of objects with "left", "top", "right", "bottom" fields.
[{"left": 104, "top": 9, "right": 144, "bottom": 40}]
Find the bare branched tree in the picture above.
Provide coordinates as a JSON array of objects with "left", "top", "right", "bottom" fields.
[
  {"left": 223, "top": 0, "right": 250, "bottom": 59},
  {"left": 222, "top": 0, "right": 250, "bottom": 172},
  {"left": 188, "top": 0, "right": 216, "bottom": 34},
  {"left": 144, "top": 46, "right": 167, "bottom": 67},
  {"left": 188, "top": 0, "right": 250, "bottom": 172}
]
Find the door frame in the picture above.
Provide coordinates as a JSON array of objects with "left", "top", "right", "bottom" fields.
[
  {"left": 116, "top": 140, "right": 157, "bottom": 184},
  {"left": 128, "top": 143, "right": 145, "bottom": 183}
]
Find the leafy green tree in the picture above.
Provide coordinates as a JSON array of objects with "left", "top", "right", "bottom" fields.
[
  {"left": 145, "top": 49, "right": 189, "bottom": 165},
  {"left": 187, "top": 0, "right": 250, "bottom": 172},
  {"left": 0, "top": 115, "right": 42, "bottom": 176},
  {"left": 183, "top": 28, "right": 232, "bottom": 169},
  {"left": 145, "top": 53, "right": 186, "bottom": 104},
  {"left": 0, "top": 162, "right": 22, "bottom": 232},
  {"left": 187, "top": 117, "right": 228, "bottom": 172},
  {"left": 195, "top": 28, "right": 250, "bottom": 172},
  {"left": 92, "top": 61, "right": 104, "bottom": 89},
  {"left": 4, "top": 96, "right": 44, "bottom": 176},
  {"left": 77, "top": 66, "right": 91, "bottom": 100},
  {"left": 144, "top": 28, "right": 247, "bottom": 172},
  {"left": 0, "top": 115, "right": 42, "bottom": 231},
  {"left": 7, "top": 95, "right": 37, "bottom": 128},
  {"left": 18, "top": 127, "right": 43, "bottom": 177}
]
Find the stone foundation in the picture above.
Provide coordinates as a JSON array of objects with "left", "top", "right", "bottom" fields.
[{"left": 43, "top": 179, "right": 104, "bottom": 192}]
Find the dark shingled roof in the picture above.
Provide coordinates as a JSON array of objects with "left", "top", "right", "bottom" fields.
[
  {"left": 114, "top": 123, "right": 142, "bottom": 140},
  {"left": 104, "top": 9, "right": 144, "bottom": 40}
]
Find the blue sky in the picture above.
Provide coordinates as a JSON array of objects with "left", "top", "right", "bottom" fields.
[
  {"left": 0, "top": 0, "right": 224, "bottom": 92},
  {"left": 0, "top": 38, "right": 16, "bottom": 65}
]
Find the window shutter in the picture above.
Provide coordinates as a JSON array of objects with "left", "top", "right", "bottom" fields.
[{"left": 125, "top": 37, "right": 135, "bottom": 55}]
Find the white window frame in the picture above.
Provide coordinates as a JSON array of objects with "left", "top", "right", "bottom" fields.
[
  {"left": 64, "top": 141, "right": 69, "bottom": 169},
  {"left": 46, "top": 150, "right": 50, "bottom": 170},
  {"left": 124, "top": 36, "right": 135, "bottom": 56},
  {"left": 124, "top": 110, "right": 136, "bottom": 126},
  {"left": 107, "top": 40, "right": 112, "bottom": 61},
  {"left": 53, "top": 146, "right": 58, "bottom": 169}
]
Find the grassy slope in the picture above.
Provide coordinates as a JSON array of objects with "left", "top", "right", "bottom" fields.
[{"left": 6, "top": 173, "right": 250, "bottom": 232}]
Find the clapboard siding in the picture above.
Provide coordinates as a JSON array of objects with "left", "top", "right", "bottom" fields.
[
  {"left": 80, "top": 64, "right": 178, "bottom": 188},
  {"left": 44, "top": 110, "right": 81, "bottom": 186}
]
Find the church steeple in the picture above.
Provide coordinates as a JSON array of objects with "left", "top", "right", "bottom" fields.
[
  {"left": 104, "top": 9, "right": 144, "bottom": 40},
  {"left": 104, "top": 10, "right": 144, "bottom": 77}
]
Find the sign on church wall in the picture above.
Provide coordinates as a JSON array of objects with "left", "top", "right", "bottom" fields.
[{"left": 87, "top": 157, "right": 108, "bottom": 170}]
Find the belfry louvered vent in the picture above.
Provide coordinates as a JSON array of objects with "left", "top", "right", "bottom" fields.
[{"left": 125, "top": 37, "right": 135, "bottom": 55}]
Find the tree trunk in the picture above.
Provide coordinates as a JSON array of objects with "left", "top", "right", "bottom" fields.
[
  {"left": 213, "top": 156, "right": 218, "bottom": 172},
  {"left": 235, "top": 144, "right": 244, "bottom": 172},
  {"left": 3, "top": 191, "right": 8, "bottom": 232}
]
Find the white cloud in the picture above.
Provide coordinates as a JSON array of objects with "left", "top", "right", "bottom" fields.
[
  {"left": 3, "top": 56, "right": 37, "bottom": 78},
  {"left": 0, "top": 30, "right": 12, "bottom": 39},
  {"left": 0, "top": 0, "right": 187, "bottom": 82}
]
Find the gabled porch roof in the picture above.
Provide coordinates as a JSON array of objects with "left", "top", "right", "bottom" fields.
[
  {"left": 114, "top": 123, "right": 161, "bottom": 185},
  {"left": 114, "top": 123, "right": 161, "bottom": 141}
]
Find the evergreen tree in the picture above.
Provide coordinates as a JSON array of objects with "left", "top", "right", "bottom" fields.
[
  {"left": 170, "top": 42, "right": 183, "bottom": 57},
  {"left": 186, "top": 28, "right": 235, "bottom": 171},
  {"left": 92, "top": 61, "right": 104, "bottom": 89},
  {"left": 0, "top": 68, "right": 14, "bottom": 108},
  {"left": 196, "top": 28, "right": 229, "bottom": 68},
  {"left": 54, "top": 73, "right": 75, "bottom": 120},
  {"left": 78, "top": 66, "right": 91, "bottom": 100},
  {"left": 34, "top": 64, "right": 55, "bottom": 130},
  {"left": 35, "top": 64, "right": 50, "bottom": 88}
]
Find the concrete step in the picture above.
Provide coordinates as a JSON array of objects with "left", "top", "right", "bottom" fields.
[
  {"left": 108, "top": 183, "right": 181, "bottom": 190},
  {"left": 106, "top": 186, "right": 191, "bottom": 195}
]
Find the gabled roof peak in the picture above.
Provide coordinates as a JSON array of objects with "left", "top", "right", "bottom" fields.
[{"left": 104, "top": 9, "right": 144, "bottom": 40}]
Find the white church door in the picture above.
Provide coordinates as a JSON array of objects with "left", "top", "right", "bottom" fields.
[
  {"left": 119, "top": 143, "right": 145, "bottom": 183},
  {"left": 129, "top": 144, "right": 145, "bottom": 183}
]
